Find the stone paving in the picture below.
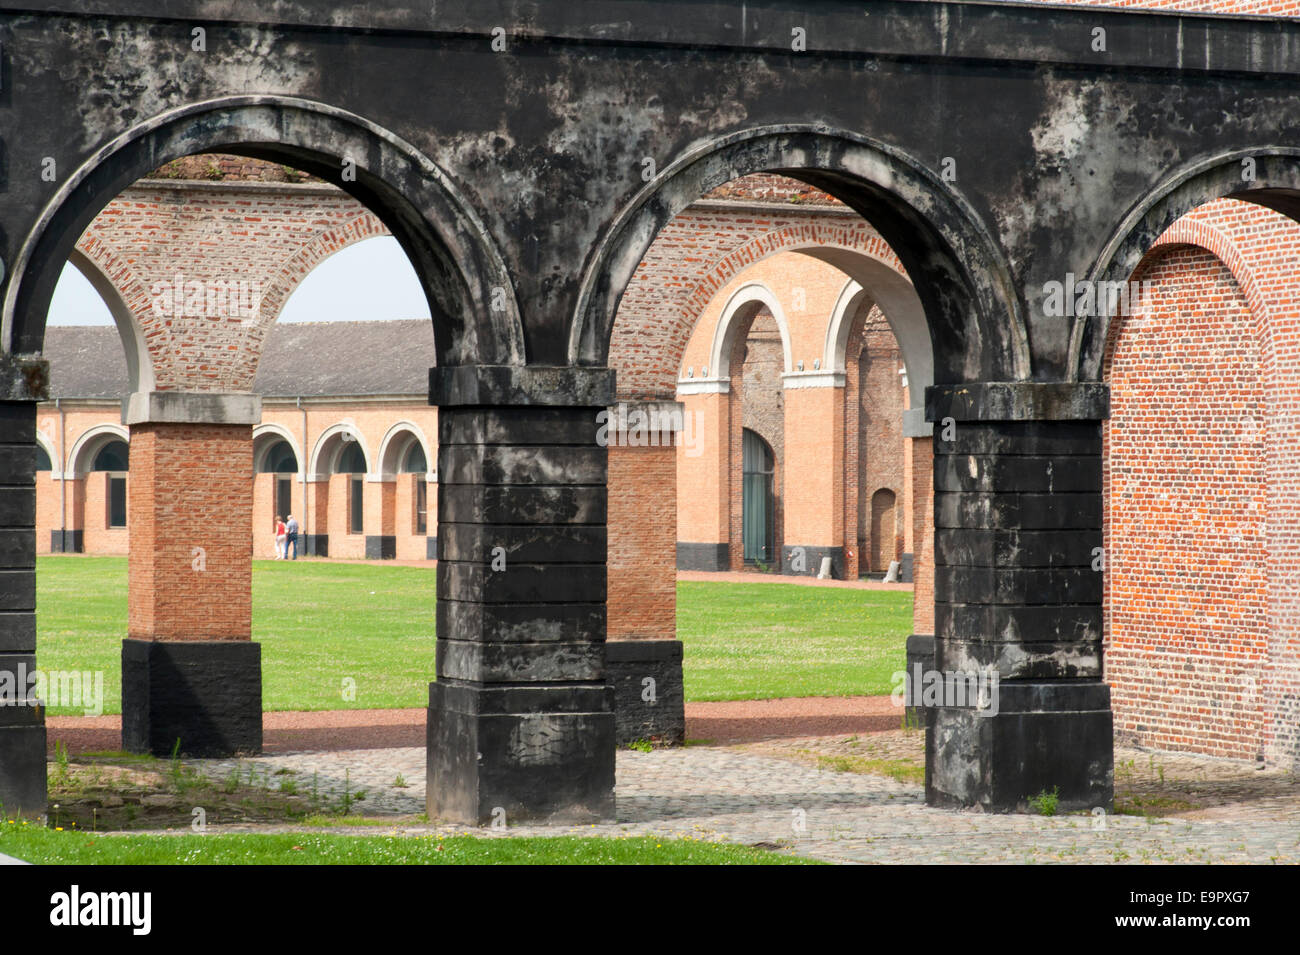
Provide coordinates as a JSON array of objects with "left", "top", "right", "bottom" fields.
[{"left": 187, "top": 739, "right": 1300, "bottom": 864}]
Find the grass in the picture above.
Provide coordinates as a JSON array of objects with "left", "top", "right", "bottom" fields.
[
  {"left": 815, "top": 754, "right": 924, "bottom": 785},
  {"left": 36, "top": 556, "right": 912, "bottom": 714},
  {"left": 0, "top": 823, "right": 816, "bottom": 865}
]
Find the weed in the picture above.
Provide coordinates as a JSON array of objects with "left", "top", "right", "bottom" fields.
[
  {"left": 1028, "top": 787, "right": 1060, "bottom": 816},
  {"left": 393, "top": 774, "right": 408, "bottom": 789},
  {"left": 626, "top": 739, "right": 653, "bottom": 753}
]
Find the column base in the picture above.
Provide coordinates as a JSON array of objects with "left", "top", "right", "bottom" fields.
[
  {"left": 121, "top": 639, "right": 262, "bottom": 757},
  {"left": 364, "top": 535, "right": 396, "bottom": 560},
  {"left": 304, "top": 534, "right": 328, "bottom": 557},
  {"left": 50, "top": 530, "right": 83, "bottom": 553},
  {"left": 427, "top": 681, "right": 615, "bottom": 826},
  {"left": 0, "top": 722, "right": 46, "bottom": 819},
  {"left": 898, "top": 552, "right": 914, "bottom": 583},
  {"left": 676, "top": 542, "right": 728, "bottom": 571},
  {"left": 904, "top": 633, "right": 935, "bottom": 730},
  {"left": 606, "top": 640, "right": 685, "bottom": 745},
  {"left": 781, "top": 544, "right": 843, "bottom": 579},
  {"left": 926, "top": 680, "right": 1113, "bottom": 812}
]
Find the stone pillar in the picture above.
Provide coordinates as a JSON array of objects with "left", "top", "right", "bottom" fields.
[
  {"left": 780, "top": 382, "right": 844, "bottom": 578},
  {"left": 926, "top": 383, "right": 1112, "bottom": 812},
  {"left": 121, "top": 391, "right": 262, "bottom": 757},
  {"left": 674, "top": 386, "right": 730, "bottom": 570},
  {"left": 0, "top": 356, "right": 48, "bottom": 818},
  {"left": 428, "top": 366, "right": 615, "bottom": 825},
  {"left": 606, "top": 400, "right": 685, "bottom": 746},
  {"left": 365, "top": 478, "right": 396, "bottom": 559}
]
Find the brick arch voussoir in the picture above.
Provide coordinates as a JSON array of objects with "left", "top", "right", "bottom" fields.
[
  {"left": 72, "top": 229, "right": 172, "bottom": 387},
  {"left": 256, "top": 212, "right": 392, "bottom": 329},
  {"left": 613, "top": 220, "right": 909, "bottom": 399},
  {"left": 1103, "top": 218, "right": 1270, "bottom": 379}
]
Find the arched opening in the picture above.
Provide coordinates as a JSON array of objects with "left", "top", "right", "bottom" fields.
[
  {"left": 869, "top": 488, "right": 898, "bottom": 574},
  {"left": 605, "top": 162, "right": 940, "bottom": 768},
  {"left": 90, "top": 439, "right": 130, "bottom": 532}
]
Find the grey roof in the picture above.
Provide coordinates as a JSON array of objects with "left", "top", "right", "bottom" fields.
[
  {"left": 43, "top": 326, "right": 128, "bottom": 399},
  {"left": 253, "top": 320, "right": 434, "bottom": 397},
  {"left": 43, "top": 320, "right": 435, "bottom": 399}
]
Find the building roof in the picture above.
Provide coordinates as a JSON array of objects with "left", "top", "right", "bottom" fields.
[{"left": 42, "top": 320, "right": 436, "bottom": 399}]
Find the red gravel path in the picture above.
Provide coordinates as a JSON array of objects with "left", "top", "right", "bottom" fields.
[{"left": 45, "top": 695, "right": 900, "bottom": 755}]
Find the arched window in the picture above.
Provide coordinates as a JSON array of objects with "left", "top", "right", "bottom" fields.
[
  {"left": 36, "top": 446, "right": 52, "bottom": 471},
  {"left": 257, "top": 440, "right": 298, "bottom": 474},
  {"left": 337, "top": 442, "right": 367, "bottom": 475},
  {"left": 400, "top": 441, "right": 427, "bottom": 474},
  {"left": 742, "top": 428, "right": 775, "bottom": 563},
  {"left": 336, "top": 440, "right": 367, "bottom": 534},
  {"left": 92, "top": 440, "right": 129, "bottom": 472}
]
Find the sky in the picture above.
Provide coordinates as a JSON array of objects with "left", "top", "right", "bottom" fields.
[{"left": 47, "top": 236, "right": 432, "bottom": 326}]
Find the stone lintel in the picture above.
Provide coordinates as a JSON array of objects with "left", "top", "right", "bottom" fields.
[
  {"left": 430, "top": 365, "right": 615, "bottom": 408},
  {"left": 926, "top": 382, "right": 1109, "bottom": 423},
  {"left": 123, "top": 391, "right": 262, "bottom": 426},
  {"left": 902, "top": 408, "right": 933, "bottom": 438}
]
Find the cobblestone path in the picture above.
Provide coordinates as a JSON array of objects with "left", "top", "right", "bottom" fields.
[{"left": 189, "top": 740, "right": 1300, "bottom": 864}]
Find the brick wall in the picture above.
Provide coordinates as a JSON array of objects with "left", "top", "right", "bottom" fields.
[
  {"left": 608, "top": 443, "right": 677, "bottom": 641},
  {"left": 127, "top": 424, "right": 252, "bottom": 641}
]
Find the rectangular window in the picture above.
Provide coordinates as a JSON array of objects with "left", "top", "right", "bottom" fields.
[
  {"left": 350, "top": 476, "right": 364, "bottom": 535},
  {"left": 415, "top": 478, "right": 428, "bottom": 535},
  {"left": 108, "top": 476, "right": 127, "bottom": 529},
  {"left": 276, "top": 477, "right": 292, "bottom": 525}
]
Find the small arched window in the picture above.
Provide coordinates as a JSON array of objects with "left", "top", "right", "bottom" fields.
[
  {"left": 36, "top": 446, "right": 53, "bottom": 471},
  {"left": 400, "top": 441, "right": 427, "bottom": 474},
  {"left": 258, "top": 440, "right": 298, "bottom": 474},
  {"left": 337, "top": 441, "right": 367, "bottom": 475},
  {"left": 92, "top": 440, "right": 129, "bottom": 472}
]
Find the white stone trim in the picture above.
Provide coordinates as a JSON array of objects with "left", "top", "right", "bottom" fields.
[
  {"left": 781, "top": 371, "right": 846, "bottom": 389},
  {"left": 676, "top": 378, "right": 731, "bottom": 395}
]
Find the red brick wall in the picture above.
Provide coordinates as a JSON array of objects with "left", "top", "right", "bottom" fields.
[
  {"left": 127, "top": 424, "right": 252, "bottom": 642},
  {"left": 608, "top": 442, "right": 677, "bottom": 641},
  {"left": 1103, "top": 247, "right": 1267, "bottom": 760}
]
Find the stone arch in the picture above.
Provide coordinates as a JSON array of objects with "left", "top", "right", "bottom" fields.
[
  {"left": 818, "top": 250, "right": 931, "bottom": 409},
  {"left": 377, "top": 421, "right": 433, "bottom": 479},
  {"left": 1077, "top": 149, "right": 1300, "bottom": 381},
  {"left": 706, "top": 282, "right": 794, "bottom": 381},
  {"left": 309, "top": 423, "right": 371, "bottom": 479},
  {"left": 255, "top": 212, "right": 392, "bottom": 330},
  {"left": 34, "top": 430, "right": 58, "bottom": 475},
  {"left": 68, "top": 424, "right": 130, "bottom": 477},
  {"left": 2, "top": 95, "right": 523, "bottom": 367},
  {"left": 573, "top": 125, "right": 1029, "bottom": 386},
  {"left": 252, "top": 424, "right": 304, "bottom": 476},
  {"left": 62, "top": 245, "right": 157, "bottom": 394}
]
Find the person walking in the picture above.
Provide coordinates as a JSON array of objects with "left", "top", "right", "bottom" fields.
[
  {"left": 286, "top": 514, "right": 299, "bottom": 560},
  {"left": 274, "top": 515, "right": 287, "bottom": 560}
]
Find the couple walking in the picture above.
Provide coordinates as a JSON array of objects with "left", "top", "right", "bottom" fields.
[{"left": 275, "top": 514, "right": 299, "bottom": 560}]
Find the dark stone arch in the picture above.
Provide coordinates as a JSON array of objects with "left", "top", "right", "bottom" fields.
[
  {"left": 1, "top": 95, "right": 524, "bottom": 367},
  {"left": 571, "top": 125, "right": 1030, "bottom": 385},
  {"left": 1076, "top": 149, "right": 1300, "bottom": 382}
]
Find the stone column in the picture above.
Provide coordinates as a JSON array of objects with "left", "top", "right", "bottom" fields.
[
  {"left": 606, "top": 399, "right": 685, "bottom": 746},
  {"left": 428, "top": 366, "right": 615, "bottom": 825},
  {"left": 0, "top": 356, "right": 48, "bottom": 817},
  {"left": 121, "top": 391, "right": 262, "bottom": 757},
  {"left": 926, "top": 383, "right": 1112, "bottom": 812}
]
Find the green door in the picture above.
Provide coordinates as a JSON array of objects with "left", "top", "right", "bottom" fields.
[{"left": 742, "top": 429, "right": 774, "bottom": 562}]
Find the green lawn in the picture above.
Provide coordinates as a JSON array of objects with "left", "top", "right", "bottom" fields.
[
  {"left": 0, "top": 822, "right": 814, "bottom": 865},
  {"left": 34, "top": 556, "right": 911, "bottom": 715}
]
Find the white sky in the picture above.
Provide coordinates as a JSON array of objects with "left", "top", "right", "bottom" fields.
[{"left": 47, "top": 235, "right": 431, "bottom": 326}]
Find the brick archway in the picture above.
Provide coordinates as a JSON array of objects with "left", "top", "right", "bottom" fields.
[
  {"left": 574, "top": 125, "right": 1030, "bottom": 387},
  {"left": 3, "top": 95, "right": 524, "bottom": 368}
]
